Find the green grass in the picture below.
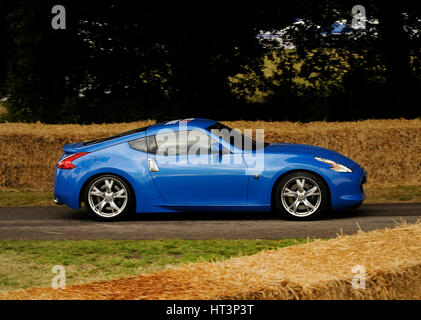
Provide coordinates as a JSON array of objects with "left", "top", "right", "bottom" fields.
[
  {"left": 0, "top": 191, "right": 54, "bottom": 207},
  {"left": 0, "top": 239, "right": 307, "bottom": 291},
  {"left": 364, "top": 185, "right": 421, "bottom": 203},
  {"left": 1, "top": 186, "right": 421, "bottom": 207}
]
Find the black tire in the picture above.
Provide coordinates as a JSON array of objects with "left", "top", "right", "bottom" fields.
[
  {"left": 273, "top": 171, "right": 329, "bottom": 220},
  {"left": 83, "top": 174, "right": 135, "bottom": 221}
]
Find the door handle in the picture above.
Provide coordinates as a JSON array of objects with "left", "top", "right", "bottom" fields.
[{"left": 148, "top": 158, "right": 159, "bottom": 172}]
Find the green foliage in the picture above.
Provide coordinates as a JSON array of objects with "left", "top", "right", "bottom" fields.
[{"left": 0, "top": 1, "right": 420, "bottom": 123}]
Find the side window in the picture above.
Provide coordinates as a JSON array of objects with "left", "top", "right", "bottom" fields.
[
  {"left": 146, "top": 135, "right": 157, "bottom": 153},
  {"left": 129, "top": 137, "right": 147, "bottom": 152},
  {"left": 154, "top": 130, "right": 219, "bottom": 156},
  {"left": 155, "top": 131, "right": 179, "bottom": 155},
  {"left": 128, "top": 135, "right": 158, "bottom": 153},
  {"left": 187, "top": 130, "right": 214, "bottom": 155}
]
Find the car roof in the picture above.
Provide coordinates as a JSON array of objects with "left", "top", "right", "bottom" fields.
[{"left": 146, "top": 118, "right": 217, "bottom": 134}]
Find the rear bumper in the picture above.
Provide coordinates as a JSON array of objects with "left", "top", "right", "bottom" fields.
[{"left": 53, "top": 167, "right": 82, "bottom": 209}]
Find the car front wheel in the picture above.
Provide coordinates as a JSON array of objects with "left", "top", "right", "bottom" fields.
[
  {"left": 84, "top": 174, "right": 134, "bottom": 221},
  {"left": 274, "top": 171, "right": 328, "bottom": 220}
]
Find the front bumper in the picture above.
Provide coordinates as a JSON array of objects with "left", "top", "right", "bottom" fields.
[{"left": 329, "top": 164, "right": 367, "bottom": 210}]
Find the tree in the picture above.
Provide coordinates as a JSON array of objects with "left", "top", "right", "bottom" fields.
[
  {"left": 1, "top": 1, "right": 267, "bottom": 123},
  {"left": 260, "top": 0, "right": 421, "bottom": 120},
  {"left": 1, "top": 1, "right": 420, "bottom": 123}
]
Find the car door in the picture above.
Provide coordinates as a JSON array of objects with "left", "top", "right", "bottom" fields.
[{"left": 146, "top": 129, "right": 248, "bottom": 205}]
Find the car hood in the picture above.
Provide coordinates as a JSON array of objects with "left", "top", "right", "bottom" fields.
[{"left": 264, "top": 143, "right": 359, "bottom": 169}]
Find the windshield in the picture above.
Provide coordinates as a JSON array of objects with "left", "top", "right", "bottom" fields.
[{"left": 206, "top": 122, "right": 268, "bottom": 151}]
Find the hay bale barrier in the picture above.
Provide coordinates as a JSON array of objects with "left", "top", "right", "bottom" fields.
[
  {"left": 1, "top": 222, "right": 421, "bottom": 300},
  {"left": 0, "top": 119, "right": 420, "bottom": 191}
]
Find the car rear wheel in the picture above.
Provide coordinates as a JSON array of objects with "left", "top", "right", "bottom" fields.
[
  {"left": 274, "top": 171, "right": 328, "bottom": 220},
  {"left": 84, "top": 175, "right": 134, "bottom": 221}
]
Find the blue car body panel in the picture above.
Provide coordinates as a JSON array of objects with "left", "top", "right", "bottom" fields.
[{"left": 54, "top": 118, "right": 366, "bottom": 213}]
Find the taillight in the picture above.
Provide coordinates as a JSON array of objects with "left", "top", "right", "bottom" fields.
[{"left": 57, "top": 152, "right": 89, "bottom": 169}]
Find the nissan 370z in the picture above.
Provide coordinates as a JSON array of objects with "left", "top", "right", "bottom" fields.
[{"left": 54, "top": 118, "right": 366, "bottom": 221}]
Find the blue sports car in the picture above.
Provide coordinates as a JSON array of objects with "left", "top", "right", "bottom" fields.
[{"left": 54, "top": 118, "right": 366, "bottom": 221}]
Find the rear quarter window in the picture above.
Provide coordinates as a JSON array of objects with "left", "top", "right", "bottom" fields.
[{"left": 128, "top": 138, "right": 148, "bottom": 152}]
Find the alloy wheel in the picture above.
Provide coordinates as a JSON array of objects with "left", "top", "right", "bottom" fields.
[
  {"left": 87, "top": 177, "right": 128, "bottom": 218},
  {"left": 280, "top": 176, "right": 322, "bottom": 217}
]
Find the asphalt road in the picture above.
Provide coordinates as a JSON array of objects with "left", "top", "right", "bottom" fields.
[{"left": 0, "top": 203, "right": 420, "bottom": 240}]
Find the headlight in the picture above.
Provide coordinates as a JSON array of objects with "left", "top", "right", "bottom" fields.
[{"left": 314, "top": 157, "right": 352, "bottom": 172}]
